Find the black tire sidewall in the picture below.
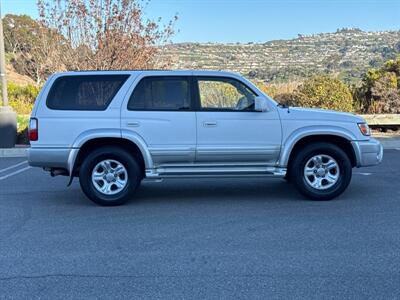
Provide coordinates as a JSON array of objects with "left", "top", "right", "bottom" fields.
[
  {"left": 291, "top": 143, "right": 352, "bottom": 200},
  {"left": 79, "top": 147, "right": 141, "bottom": 206}
]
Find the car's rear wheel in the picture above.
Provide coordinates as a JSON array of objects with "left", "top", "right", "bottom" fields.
[
  {"left": 79, "top": 147, "right": 142, "bottom": 206},
  {"left": 289, "top": 142, "right": 352, "bottom": 200}
]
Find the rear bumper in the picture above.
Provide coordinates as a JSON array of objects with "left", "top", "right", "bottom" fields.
[
  {"left": 28, "top": 147, "right": 77, "bottom": 174},
  {"left": 352, "top": 138, "right": 383, "bottom": 167}
]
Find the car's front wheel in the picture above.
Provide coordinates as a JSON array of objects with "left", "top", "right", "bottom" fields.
[
  {"left": 79, "top": 147, "right": 142, "bottom": 206},
  {"left": 289, "top": 142, "right": 352, "bottom": 200}
]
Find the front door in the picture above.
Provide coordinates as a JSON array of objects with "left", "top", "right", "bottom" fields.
[
  {"left": 194, "top": 76, "right": 282, "bottom": 165},
  {"left": 121, "top": 75, "right": 196, "bottom": 166}
]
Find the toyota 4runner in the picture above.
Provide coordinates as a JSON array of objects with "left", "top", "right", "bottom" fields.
[{"left": 28, "top": 70, "right": 383, "bottom": 205}]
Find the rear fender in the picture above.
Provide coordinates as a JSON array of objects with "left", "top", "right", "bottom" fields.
[{"left": 67, "top": 128, "right": 153, "bottom": 177}]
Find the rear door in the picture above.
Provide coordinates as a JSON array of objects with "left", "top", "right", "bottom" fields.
[
  {"left": 121, "top": 74, "right": 196, "bottom": 166},
  {"left": 194, "top": 76, "right": 282, "bottom": 165}
]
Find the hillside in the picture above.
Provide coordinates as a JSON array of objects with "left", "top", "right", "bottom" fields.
[
  {"left": 6, "top": 65, "right": 35, "bottom": 86},
  {"left": 160, "top": 28, "right": 400, "bottom": 83}
]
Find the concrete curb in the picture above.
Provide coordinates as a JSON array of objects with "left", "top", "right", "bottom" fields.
[
  {"left": 0, "top": 147, "right": 28, "bottom": 158},
  {"left": 1, "top": 137, "right": 399, "bottom": 158}
]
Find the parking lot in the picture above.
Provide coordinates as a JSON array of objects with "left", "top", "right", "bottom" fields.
[{"left": 0, "top": 150, "right": 400, "bottom": 299}]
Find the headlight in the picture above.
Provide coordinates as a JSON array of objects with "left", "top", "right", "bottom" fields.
[{"left": 358, "top": 123, "right": 371, "bottom": 136}]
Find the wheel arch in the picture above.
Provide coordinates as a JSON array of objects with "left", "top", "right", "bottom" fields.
[
  {"left": 281, "top": 127, "right": 358, "bottom": 169},
  {"left": 68, "top": 129, "right": 153, "bottom": 177}
]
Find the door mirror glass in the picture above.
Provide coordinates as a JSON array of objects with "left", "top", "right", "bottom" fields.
[{"left": 254, "top": 96, "right": 268, "bottom": 112}]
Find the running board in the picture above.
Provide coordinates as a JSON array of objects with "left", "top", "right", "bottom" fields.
[{"left": 145, "top": 166, "right": 286, "bottom": 179}]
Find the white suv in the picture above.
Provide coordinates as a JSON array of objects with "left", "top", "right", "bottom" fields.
[{"left": 28, "top": 70, "right": 383, "bottom": 205}]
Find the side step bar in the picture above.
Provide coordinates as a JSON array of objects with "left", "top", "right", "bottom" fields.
[{"left": 145, "top": 166, "right": 286, "bottom": 180}]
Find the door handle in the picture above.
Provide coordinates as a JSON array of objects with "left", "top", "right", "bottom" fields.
[
  {"left": 203, "top": 121, "right": 217, "bottom": 127},
  {"left": 127, "top": 121, "right": 140, "bottom": 127}
]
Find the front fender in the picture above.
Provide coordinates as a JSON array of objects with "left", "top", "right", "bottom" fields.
[{"left": 279, "top": 125, "right": 357, "bottom": 167}]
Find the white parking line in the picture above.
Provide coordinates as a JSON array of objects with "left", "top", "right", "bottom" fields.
[
  {"left": 0, "top": 160, "right": 28, "bottom": 174},
  {"left": 0, "top": 166, "right": 31, "bottom": 181},
  {"left": 354, "top": 172, "right": 372, "bottom": 176}
]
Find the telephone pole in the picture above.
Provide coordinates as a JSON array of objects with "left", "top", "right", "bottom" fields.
[{"left": 0, "top": 1, "right": 17, "bottom": 148}]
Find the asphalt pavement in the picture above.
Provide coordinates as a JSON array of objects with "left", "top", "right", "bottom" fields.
[{"left": 0, "top": 150, "right": 399, "bottom": 299}]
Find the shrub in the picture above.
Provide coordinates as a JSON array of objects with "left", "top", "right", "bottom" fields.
[
  {"left": 8, "top": 82, "right": 39, "bottom": 102},
  {"left": 9, "top": 100, "right": 34, "bottom": 115},
  {"left": 368, "top": 72, "right": 400, "bottom": 113},
  {"left": 16, "top": 115, "right": 30, "bottom": 144},
  {"left": 292, "top": 75, "right": 353, "bottom": 112},
  {"left": 356, "top": 56, "right": 400, "bottom": 113},
  {"left": 253, "top": 80, "right": 298, "bottom": 104},
  {"left": 7, "top": 82, "right": 39, "bottom": 114}
]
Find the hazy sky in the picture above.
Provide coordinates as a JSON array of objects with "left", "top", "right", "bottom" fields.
[{"left": 2, "top": 0, "right": 400, "bottom": 43}]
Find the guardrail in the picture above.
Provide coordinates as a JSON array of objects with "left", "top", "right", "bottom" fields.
[{"left": 360, "top": 114, "right": 400, "bottom": 127}]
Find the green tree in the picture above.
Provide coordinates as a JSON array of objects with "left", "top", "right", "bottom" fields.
[
  {"left": 292, "top": 75, "right": 353, "bottom": 112},
  {"left": 3, "top": 14, "right": 40, "bottom": 53},
  {"left": 384, "top": 56, "right": 400, "bottom": 79},
  {"left": 3, "top": 14, "right": 64, "bottom": 85}
]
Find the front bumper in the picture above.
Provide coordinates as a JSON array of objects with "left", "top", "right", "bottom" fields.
[{"left": 352, "top": 138, "right": 383, "bottom": 167}]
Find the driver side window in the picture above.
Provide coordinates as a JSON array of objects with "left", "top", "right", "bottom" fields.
[{"left": 197, "top": 77, "right": 256, "bottom": 111}]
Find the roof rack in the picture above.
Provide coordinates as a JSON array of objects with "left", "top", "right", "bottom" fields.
[{"left": 67, "top": 69, "right": 228, "bottom": 72}]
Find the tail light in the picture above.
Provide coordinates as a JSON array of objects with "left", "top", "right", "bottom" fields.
[{"left": 29, "top": 118, "right": 38, "bottom": 141}]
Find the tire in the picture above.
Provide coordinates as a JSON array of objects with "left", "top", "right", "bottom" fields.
[
  {"left": 289, "top": 142, "right": 352, "bottom": 201},
  {"left": 79, "top": 146, "right": 142, "bottom": 206},
  {"left": 283, "top": 174, "right": 291, "bottom": 183}
]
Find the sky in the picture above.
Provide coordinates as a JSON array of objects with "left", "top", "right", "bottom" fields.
[{"left": 2, "top": 0, "right": 400, "bottom": 43}]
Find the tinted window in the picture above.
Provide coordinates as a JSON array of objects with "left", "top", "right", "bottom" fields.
[
  {"left": 128, "top": 77, "right": 190, "bottom": 110},
  {"left": 197, "top": 77, "right": 256, "bottom": 111},
  {"left": 47, "top": 75, "right": 129, "bottom": 110}
]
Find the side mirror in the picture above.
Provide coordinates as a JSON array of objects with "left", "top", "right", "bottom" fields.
[{"left": 254, "top": 96, "right": 269, "bottom": 112}]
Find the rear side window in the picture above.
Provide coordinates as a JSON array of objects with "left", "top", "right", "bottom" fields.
[
  {"left": 47, "top": 75, "right": 129, "bottom": 110},
  {"left": 128, "top": 76, "right": 190, "bottom": 110}
]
